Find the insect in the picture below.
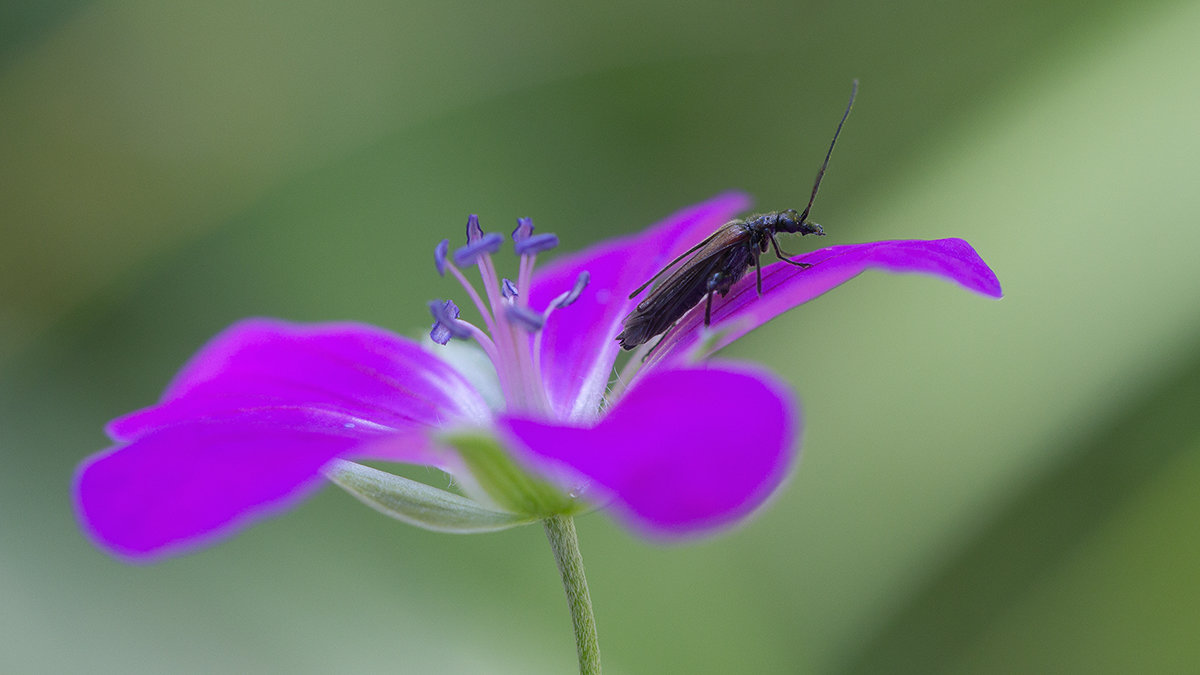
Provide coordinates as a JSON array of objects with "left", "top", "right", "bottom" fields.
[{"left": 616, "top": 80, "right": 857, "bottom": 351}]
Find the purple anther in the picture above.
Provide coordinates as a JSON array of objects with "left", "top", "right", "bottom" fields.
[
  {"left": 506, "top": 304, "right": 545, "bottom": 331},
  {"left": 434, "top": 239, "right": 450, "bottom": 276},
  {"left": 466, "top": 214, "right": 483, "bottom": 243},
  {"left": 502, "top": 278, "right": 519, "bottom": 299},
  {"left": 555, "top": 271, "right": 590, "bottom": 309},
  {"left": 512, "top": 217, "right": 535, "bottom": 243},
  {"left": 514, "top": 232, "right": 559, "bottom": 256},
  {"left": 452, "top": 232, "right": 504, "bottom": 267},
  {"left": 428, "top": 299, "right": 470, "bottom": 344}
]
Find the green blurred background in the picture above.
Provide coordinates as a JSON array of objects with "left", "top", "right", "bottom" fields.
[{"left": 3, "top": 0, "right": 1198, "bottom": 672}]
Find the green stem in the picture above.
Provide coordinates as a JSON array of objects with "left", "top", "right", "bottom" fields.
[{"left": 543, "top": 515, "right": 601, "bottom": 674}]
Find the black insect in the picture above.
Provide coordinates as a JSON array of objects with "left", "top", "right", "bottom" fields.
[{"left": 616, "top": 81, "right": 857, "bottom": 351}]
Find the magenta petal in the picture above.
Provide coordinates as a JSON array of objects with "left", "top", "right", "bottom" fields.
[
  {"left": 75, "top": 408, "right": 433, "bottom": 561},
  {"left": 530, "top": 193, "right": 751, "bottom": 420},
  {"left": 499, "top": 364, "right": 798, "bottom": 537},
  {"left": 78, "top": 319, "right": 486, "bottom": 561},
  {"left": 109, "top": 319, "right": 491, "bottom": 441},
  {"left": 650, "top": 238, "right": 1003, "bottom": 366}
]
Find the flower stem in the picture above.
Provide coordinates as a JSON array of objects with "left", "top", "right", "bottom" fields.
[{"left": 543, "top": 515, "right": 601, "bottom": 674}]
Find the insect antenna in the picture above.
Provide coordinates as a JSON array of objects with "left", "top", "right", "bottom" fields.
[{"left": 798, "top": 79, "right": 858, "bottom": 224}]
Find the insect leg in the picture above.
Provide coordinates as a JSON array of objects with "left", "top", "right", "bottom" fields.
[
  {"left": 704, "top": 270, "right": 724, "bottom": 326},
  {"left": 754, "top": 250, "right": 763, "bottom": 295},
  {"left": 770, "top": 234, "right": 813, "bottom": 269},
  {"left": 643, "top": 333, "right": 668, "bottom": 360}
]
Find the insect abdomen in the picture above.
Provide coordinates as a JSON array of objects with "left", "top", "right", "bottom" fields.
[{"left": 616, "top": 244, "right": 753, "bottom": 350}]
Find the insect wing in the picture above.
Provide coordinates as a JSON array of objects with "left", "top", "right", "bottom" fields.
[
  {"left": 633, "top": 224, "right": 748, "bottom": 308},
  {"left": 619, "top": 240, "right": 750, "bottom": 349},
  {"left": 633, "top": 250, "right": 726, "bottom": 316},
  {"left": 619, "top": 255, "right": 724, "bottom": 348},
  {"left": 626, "top": 222, "right": 744, "bottom": 299}
]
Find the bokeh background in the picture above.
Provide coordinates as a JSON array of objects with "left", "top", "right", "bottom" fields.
[{"left": 3, "top": 1, "right": 1198, "bottom": 673}]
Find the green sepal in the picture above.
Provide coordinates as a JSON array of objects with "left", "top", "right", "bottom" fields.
[
  {"left": 440, "top": 430, "right": 582, "bottom": 518},
  {"left": 324, "top": 459, "right": 539, "bottom": 533}
]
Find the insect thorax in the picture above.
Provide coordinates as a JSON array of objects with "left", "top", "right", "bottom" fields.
[{"left": 742, "top": 209, "right": 823, "bottom": 237}]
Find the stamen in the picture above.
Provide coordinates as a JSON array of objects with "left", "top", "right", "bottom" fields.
[
  {"left": 514, "top": 232, "right": 559, "bottom": 256},
  {"left": 434, "top": 239, "right": 450, "bottom": 277},
  {"left": 428, "top": 299, "right": 471, "bottom": 344},
  {"left": 466, "top": 214, "right": 483, "bottom": 243},
  {"left": 506, "top": 304, "right": 545, "bottom": 331},
  {"left": 453, "top": 232, "right": 504, "bottom": 267},
  {"left": 429, "top": 323, "right": 456, "bottom": 346},
  {"left": 554, "top": 271, "right": 590, "bottom": 309},
  {"left": 443, "top": 261, "right": 497, "bottom": 335},
  {"left": 512, "top": 217, "right": 535, "bottom": 243},
  {"left": 433, "top": 213, "right": 573, "bottom": 415}
]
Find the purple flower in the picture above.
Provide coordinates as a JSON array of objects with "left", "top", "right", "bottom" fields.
[{"left": 73, "top": 192, "right": 1001, "bottom": 562}]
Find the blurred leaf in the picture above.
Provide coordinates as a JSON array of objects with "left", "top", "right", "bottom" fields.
[
  {"left": 838, "top": 346, "right": 1200, "bottom": 674},
  {"left": 0, "top": 1, "right": 83, "bottom": 61},
  {"left": 0, "top": 0, "right": 1164, "bottom": 361}
]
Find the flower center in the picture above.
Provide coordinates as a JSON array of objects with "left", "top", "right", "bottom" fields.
[{"left": 428, "top": 215, "right": 589, "bottom": 415}]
